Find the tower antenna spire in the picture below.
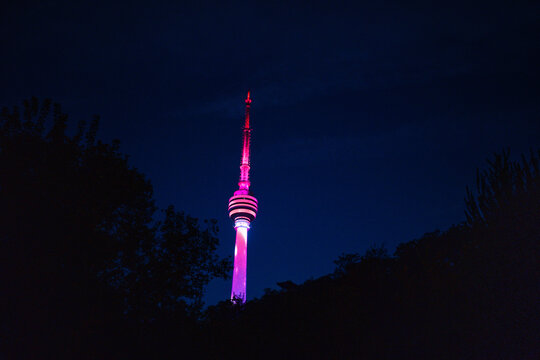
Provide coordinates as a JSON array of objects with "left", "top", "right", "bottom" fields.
[
  {"left": 228, "top": 91, "right": 259, "bottom": 303},
  {"left": 239, "top": 91, "right": 252, "bottom": 191}
]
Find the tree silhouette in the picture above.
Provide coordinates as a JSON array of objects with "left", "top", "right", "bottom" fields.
[
  {"left": 465, "top": 148, "right": 540, "bottom": 229},
  {"left": 0, "top": 98, "right": 231, "bottom": 358},
  {"left": 2, "top": 99, "right": 537, "bottom": 359}
]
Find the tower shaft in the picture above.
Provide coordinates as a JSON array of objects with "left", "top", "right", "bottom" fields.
[{"left": 231, "top": 222, "right": 248, "bottom": 301}]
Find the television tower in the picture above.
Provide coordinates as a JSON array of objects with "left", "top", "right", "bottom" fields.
[{"left": 228, "top": 91, "right": 258, "bottom": 302}]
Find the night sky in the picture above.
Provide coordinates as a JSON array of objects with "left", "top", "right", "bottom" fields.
[{"left": 1, "top": 0, "right": 539, "bottom": 305}]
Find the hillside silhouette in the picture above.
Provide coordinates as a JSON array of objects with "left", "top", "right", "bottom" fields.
[{"left": 203, "top": 149, "right": 539, "bottom": 359}]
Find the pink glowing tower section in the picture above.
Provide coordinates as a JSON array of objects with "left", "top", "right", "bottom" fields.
[{"left": 228, "top": 91, "right": 258, "bottom": 302}]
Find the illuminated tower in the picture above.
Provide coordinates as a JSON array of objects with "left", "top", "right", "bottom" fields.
[{"left": 228, "top": 91, "right": 258, "bottom": 302}]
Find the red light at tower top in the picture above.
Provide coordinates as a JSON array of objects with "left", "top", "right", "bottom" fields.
[{"left": 228, "top": 91, "right": 258, "bottom": 302}]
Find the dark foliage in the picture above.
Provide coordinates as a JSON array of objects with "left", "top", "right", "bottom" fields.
[
  {"left": 1, "top": 97, "right": 538, "bottom": 359},
  {"left": 203, "top": 150, "right": 540, "bottom": 360},
  {"left": 0, "top": 98, "right": 230, "bottom": 359}
]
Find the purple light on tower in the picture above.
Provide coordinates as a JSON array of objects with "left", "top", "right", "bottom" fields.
[{"left": 228, "top": 91, "right": 258, "bottom": 303}]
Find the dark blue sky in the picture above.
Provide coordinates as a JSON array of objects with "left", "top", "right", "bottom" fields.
[{"left": 1, "top": 0, "right": 539, "bottom": 305}]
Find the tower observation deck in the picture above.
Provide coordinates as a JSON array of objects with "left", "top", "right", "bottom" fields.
[{"left": 228, "top": 91, "right": 258, "bottom": 302}]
